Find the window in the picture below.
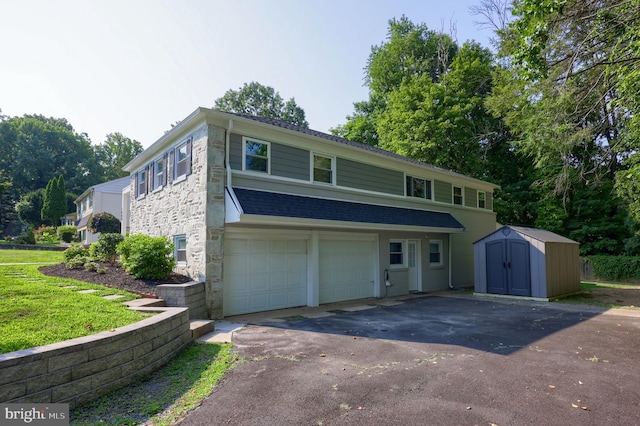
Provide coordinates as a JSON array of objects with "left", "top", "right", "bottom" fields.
[
  {"left": 136, "top": 169, "right": 147, "bottom": 198},
  {"left": 313, "top": 153, "right": 334, "bottom": 184},
  {"left": 406, "top": 176, "right": 432, "bottom": 200},
  {"left": 153, "top": 156, "right": 165, "bottom": 190},
  {"left": 88, "top": 194, "right": 93, "bottom": 209},
  {"left": 389, "top": 240, "right": 405, "bottom": 268},
  {"left": 429, "top": 240, "right": 443, "bottom": 266},
  {"left": 453, "top": 186, "right": 463, "bottom": 205},
  {"left": 174, "top": 235, "right": 187, "bottom": 264},
  {"left": 175, "top": 141, "right": 189, "bottom": 180},
  {"left": 478, "top": 191, "right": 486, "bottom": 209},
  {"left": 244, "top": 139, "right": 269, "bottom": 172}
]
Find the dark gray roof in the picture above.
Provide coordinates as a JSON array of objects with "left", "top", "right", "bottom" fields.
[
  {"left": 233, "top": 188, "right": 464, "bottom": 230},
  {"left": 221, "top": 111, "right": 466, "bottom": 177}
]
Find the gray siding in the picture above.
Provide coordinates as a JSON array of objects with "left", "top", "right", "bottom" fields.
[
  {"left": 487, "top": 192, "right": 493, "bottom": 210},
  {"left": 229, "top": 133, "right": 242, "bottom": 170},
  {"left": 434, "top": 180, "right": 452, "bottom": 203},
  {"left": 465, "top": 187, "right": 477, "bottom": 208},
  {"left": 271, "top": 144, "right": 310, "bottom": 180},
  {"left": 336, "top": 158, "right": 403, "bottom": 196}
]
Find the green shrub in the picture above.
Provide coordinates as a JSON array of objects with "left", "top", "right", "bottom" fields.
[
  {"left": 117, "top": 234, "right": 175, "bottom": 280},
  {"left": 64, "top": 243, "right": 89, "bottom": 262},
  {"left": 65, "top": 257, "right": 87, "bottom": 270},
  {"left": 587, "top": 255, "right": 640, "bottom": 281},
  {"left": 57, "top": 225, "right": 77, "bottom": 243},
  {"left": 88, "top": 213, "right": 121, "bottom": 234},
  {"left": 34, "top": 225, "right": 58, "bottom": 243},
  {"left": 15, "top": 229, "right": 36, "bottom": 245},
  {"left": 84, "top": 261, "right": 99, "bottom": 272},
  {"left": 89, "top": 233, "right": 124, "bottom": 264}
]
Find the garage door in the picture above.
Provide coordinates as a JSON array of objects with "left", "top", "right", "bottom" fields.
[
  {"left": 224, "top": 238, "right": 308, "bottom": 316},
  {"left": 319, "top": 238, "right": 375, "bottom": 304}
]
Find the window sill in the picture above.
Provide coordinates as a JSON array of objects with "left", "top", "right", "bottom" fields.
[{"left": 173, "top": 175, "right": 187, "bottom": 184}]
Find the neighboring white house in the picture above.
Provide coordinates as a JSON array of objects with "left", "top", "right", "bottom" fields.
[
  {"left": 123, "top": 108, "right": 499, "bottom": 319},
  {"left": 75, "top": 177, "right": 130, "bottom": 244}
]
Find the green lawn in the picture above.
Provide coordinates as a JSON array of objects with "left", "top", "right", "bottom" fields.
[{"left": 0, "top": 250, "right": 147, "bottom": 354}]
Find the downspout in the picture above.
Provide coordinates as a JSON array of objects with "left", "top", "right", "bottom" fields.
[{"left": 448, "top": 235, "right": 454, "bottom": 289}]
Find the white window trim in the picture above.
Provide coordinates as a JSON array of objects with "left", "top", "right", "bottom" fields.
[
  {"left": 406, "top": 175, "right": 433, "bottom": 200},
  {"left": 136, "top": 169, "right": 146, "bottom": 200},
  {"left": 389, "top": 239, "right": 407, "bottom": 269},
  {"left": 478, "top": 191, "right": 486, "bottom": 209},
  {"left": 242, "top": 137, "right": 271, "bottom": 174},
  {"left": 174, "top": 235, "right": 187, "bottom": 265},
  {"left": 174, "top": 141, "right": 189, "bottom": 182},
  {"left": 311, "top": 152, "right": 335, "bottom": 185},
  {"left": 153, "top": 156, "right": 164, "bottom": 192},
  {"left": 429, "top": 240, "right": 444, "bottom": 267},
  {"left": 453, "top": 186, "right": 463, "bottom": 206}
]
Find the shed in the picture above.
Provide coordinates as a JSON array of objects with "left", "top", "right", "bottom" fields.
[{"left": 473, "top": 226, "right": 580, "bottom": 299}]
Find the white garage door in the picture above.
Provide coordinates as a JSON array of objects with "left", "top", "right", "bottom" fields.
[
  {"left": 224, "top": 238, "right": 308, "bottom": 316},
  {"left": 319, "top": 238, "right": 376, "bottom": 304}
]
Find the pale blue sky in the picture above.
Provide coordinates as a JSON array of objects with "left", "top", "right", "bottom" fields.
[{"left": 0, "top": 0, "right": 494, "bottom": 148}]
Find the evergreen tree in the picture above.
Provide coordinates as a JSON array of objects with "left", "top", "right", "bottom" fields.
[{"left": 41, "top": 175, "right": 67, "bottom": 226}]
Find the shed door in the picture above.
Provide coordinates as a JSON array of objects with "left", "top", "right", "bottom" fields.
[{"left": 485, "top": 239, "right": 531, "bottom": 297}]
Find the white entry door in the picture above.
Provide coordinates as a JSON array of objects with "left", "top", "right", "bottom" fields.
[
  {"left": 319, "top": 237, "right": 376, "bottom": 304},
  {"left": 408, "top": 240, "right": 420, "bottom": 291},
  {"left": 223, "top": 238, "right": 308, "bottom": 316}
]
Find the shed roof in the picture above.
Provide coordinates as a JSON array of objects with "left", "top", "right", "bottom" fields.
[
  {"left": 474, "top": 225, "right": 578, "bottom": 245},
  {"left": 233, "top": 188, "right": 465, "bottom": 231}
]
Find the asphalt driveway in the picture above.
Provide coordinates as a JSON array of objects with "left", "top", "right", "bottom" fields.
[{"left": 179, "top": 294, "right": 640, "bottom": 426}]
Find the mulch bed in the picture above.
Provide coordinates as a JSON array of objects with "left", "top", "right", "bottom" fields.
[{"left": 39, "top": 262, "right": 192, "bottom": 298}]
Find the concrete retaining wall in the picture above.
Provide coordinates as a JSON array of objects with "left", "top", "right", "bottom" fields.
[
  {"left": 157, "top": 281, "right": 207, "bottom": 320},
  {"left": 0, "top": 306, "right": 191, "bottom": 408}
]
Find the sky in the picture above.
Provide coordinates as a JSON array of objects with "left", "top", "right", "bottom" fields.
[{"left": 0, "top": 0, "right": 495, "bottom": 148}]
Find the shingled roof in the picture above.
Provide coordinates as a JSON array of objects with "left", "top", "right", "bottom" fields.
[{"left": 233, "top": 188, "right": 465, "bottom": 230}]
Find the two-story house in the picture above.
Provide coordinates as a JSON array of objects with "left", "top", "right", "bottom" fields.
[
  {"left": 123, "top": 108, "right": 499, "bottom": 319},
  {"left": 75, "top": 176, "right": 130, "bottom": 244}
]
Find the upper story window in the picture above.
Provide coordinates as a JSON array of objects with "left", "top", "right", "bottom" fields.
[
  {"left": 313, "top": 153, "right": 334, "bottom": 184},
  {"left": 175, "top": 141, "right": 190, "bottom": 180},
  {"left": 478, "top": 191, "right": 486, "bottom": 209},
  {"left": 243, "top": 139, "right": 270, "bottom": 173},
  {"left": 88, "top": 194, "right": 93, "bottom": 209},
  {"left": 406, "top": 176, "right": 432, "bottom": 200},
  {"left": 136, "top": 168, "right": 147, "bottom": 199},
  {"left": 153, "top": 156, "right": 165, "bottom": 191},
  {"left": 453, "top": 186, "right": 463, "bottom": 205}
]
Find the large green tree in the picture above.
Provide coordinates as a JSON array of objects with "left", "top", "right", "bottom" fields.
[
  {"left": 486, "top": 0, "right": 639, "bottom": 254},
  {"left": 41, "top": 175, "right": 67, "bottom": 226},
  {"left": 15, "top": 189, "right": 45, "bottom": 229},
  {"left": 214, "top": 82, "right": 309, "bottom": 127},
  {"left": 94, "top": 132, "right": 143, "bottom": 181}
]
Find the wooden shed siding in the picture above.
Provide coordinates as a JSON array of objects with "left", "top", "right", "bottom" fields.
[
  {"left": 229, "top": 133, "right": 243, "bottom": 170},
  {"left": 336, "top": 158, "right": 403, "bottom": 195},
  {"left": 464, "top": 188, "right": 477, "bottom": 208},
  {"left": 434, "top": 180, "right": 452, "bottom": 203},
  {"left": 545, "top": 243, "right": 581, "bottom": 298},
  {"left": 271, "top": 144, "right": 310, "bottom": 180}
]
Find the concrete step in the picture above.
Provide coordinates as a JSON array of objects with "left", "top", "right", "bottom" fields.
[
  {"left": 123, "top": 298, "right": 166, "bottom": 308},
  {"left": 190, "top": 320, "right": 215, "bottom": 339}
]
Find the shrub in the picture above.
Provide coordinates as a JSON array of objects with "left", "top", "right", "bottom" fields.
[
  {"left": 15, "top": 229, "right": 36, "bottom": 245},
  {"left": 34, "top": 225, "right": 58, "bottom": 243},
  {"left": 65, "top": 256, "right": 88, "bottom": 270},
  {"left": 117, "top": 234, "right": 175, "bottom": 280},
  {"left": 588, "top": 255, "right": 640, "bottom": 281},
  {"left": 89, "top": 233, "right": 124, "bottom": 264},
  {"left": 57, "top": 225, "right": 77, "bottom": 243},
  {"left": 88, "top": 213, "right": 121, "bottom": 234},
  {"left": 64, "top": 243, "right": 89, "bottom": 262}
]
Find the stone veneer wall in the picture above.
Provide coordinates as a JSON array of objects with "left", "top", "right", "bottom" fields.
[
  {"left": 128, "top": 123, "right": 227, "bottom": 319},
  {"left": 0, "top": 307, "right": 190, "bottom": 408}
]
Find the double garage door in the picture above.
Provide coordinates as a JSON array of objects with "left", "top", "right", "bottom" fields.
[{"left": 224, "top": 235, "right": 376, "bottom": 316}]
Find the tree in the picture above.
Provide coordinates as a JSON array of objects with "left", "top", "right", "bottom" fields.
[
  {"left": 15, "top": 189, "right": 45, "bottom": 229},
  {"left": 88, "top": 212, "right": 121, "bottom": 234},
  {"left": 0, "top": 171, "right": 12, "bottom": 234},
  {"left": 94, "top": 133, "right": 143, "bottom": 181},
  {"left": 41, "top": 175, "right": 66, "bottom": 226},
  {"left": 214, "top": 82, "right": 309, "bottom": 127},
  {"left": 331, "top": 16, "right": 457, "bottom": 146}
]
